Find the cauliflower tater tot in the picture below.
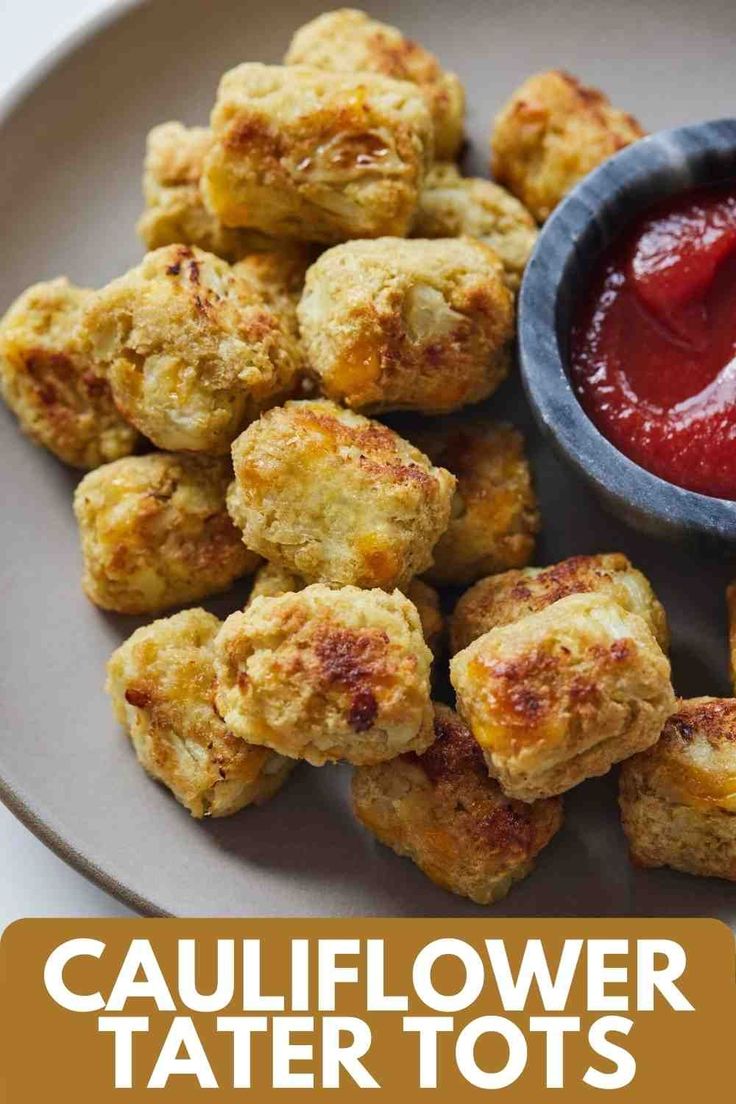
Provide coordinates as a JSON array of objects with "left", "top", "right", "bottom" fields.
[
  {"left": 214, "top": 584, "right": 434, "bottom": 766},
  {"left": 285, "top": 9, "right": 464, "bottom": 160},
  {"left": 620, "top": 698, "right": 736, "bottom": 882},
  {"left": 137, "top": 122, "right": 275, "bottom": 260},
  {"left": 450, "top": 553, "right": 669, "bottom": 655},
  {"left": 491, "top": 70, "right": 644, "bottom": 222},
  {"left": 298, "top": 238, "right": 514, "bottom": 414},
  {"left": 107, "top": 608, "right": 293, "bottom": 817},
  {"left": 409, "top": 418, "right": 539, "bottom": 586},
  {"left": 246, "top": 561, "right": 444, "bottom": 658},
  {"left": 353, "top": 704, "right": 563, "bottom": 903},
  {"left": 74, "top": 452, "right": 259, "bottom": 614},
  {"left": 413, "top": 163, "right": 538, "bottom": 289},
  {"left": 450, "top": 592, "right": 675, "bottom": 802},
  {"left": 0, "top": 278, "right": 138, "bottom": 469},
  {"left": 80, "top": 245, "right": 303, "bottom": 453},
  {"left": 202, "top": 63, "right": 432, "bottom": 243},
  {"left": 227, "top": 400, "right": 455, "bottom": 589}
]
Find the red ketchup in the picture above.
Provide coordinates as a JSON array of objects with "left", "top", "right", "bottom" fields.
[{"left": 571, "top": 185, "right": 736, "bottom": 499}]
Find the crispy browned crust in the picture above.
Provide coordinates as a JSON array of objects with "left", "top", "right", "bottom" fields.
[
  {"left": 214, "top": 584, "right": 434, "bottom": 766},
  {"left": 451, "top": 592, "right": 675, "bottom": 801},
  {"left": 202, "top": 63, "right": 433, "bottom": 243},
  {"left": 74, "top": 452, "right": 260, "bottom": 614},
  {"left": 352, "top": 703, "right": 563, "bottom": 903},
  {"left": 620, "top": 698, "right": 736, "bottom": 881},
  {"left": 284, "top": 9, "right": 465, "bottom": 159},
  {"left": 450, "top": 553, "right": 669, "bottom": 655},
  {"left": 227, "top": 399, "right": 455, "bottom": 589},
  {"left": 0, "top": 278, "right": 138, "bottom": 469},
  {"left": 491, "top": 70, "right": 644, "bottom": 221},
  {"left": 107, "top": 608, "right": 293, "bottom": 817},
  {"left": 298, "top": 237, "right": 514, "bottom": 415},
  {"left": 408, "top": 417, "right": 539, "bottom": 585}
]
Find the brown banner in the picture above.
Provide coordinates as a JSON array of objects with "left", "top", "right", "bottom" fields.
[{"left": 0, "top": 918, "right": 733, "bottom": 1100}]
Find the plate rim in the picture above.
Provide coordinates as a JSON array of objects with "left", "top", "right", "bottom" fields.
[{"left": 0, "top": 0, "right": 164, "bottom": 919}]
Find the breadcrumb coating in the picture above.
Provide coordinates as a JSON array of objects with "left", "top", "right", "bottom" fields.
[
  {"left": 246, "top": 561, "right": 444, "bottom": 658},
  {"left": 491, "top": 70, "right": 644, "bottom": 221},
  {"left": 620, "top": 697, "right": 736, "bottom": 881},
  {"left": 413, "top": 163, "right": 538, "bottom": 289},
  {"left": 227, "top": 399, "right": 455, "bottom": 589},
  {"left": 408, "top": 417, "right": 539, "bottom": 586},
  {"left": 352, "top": 703, "right": 563, "bottom": 903},
  {"left": 285, "top": 9, "right": 464, "bottom": 160},
  {"left": 202, "top": 63, "right": 433, "bottom": 243},
  {"left": 0, "top": 278, "right": 138, "bottom": 469},
  {"left": 107, "top": 608, "right": 293, "bottom": 817},
  {"left": 74, "top": 452, "right": 259, "bottom": 614},
  {"left": 298, "top": 237, "right": 514, "bottom": 414},
  {"left": 451, "top": 592, "right": 675, "bottom": 801},
  {"left": 233, "top": 242, "right": 317, "bottom": 340},
  {"left": 450, "top": 553, "right": 669, "bottom": 655},
  {"left": 214, "top": 584, "right": 434, "bottom": 765},
  {"left": 137, "top": 122, "right": 275, "bottom": 260},
  {"left": 79, "top": 245, "right": 303, "bottom": 453}
]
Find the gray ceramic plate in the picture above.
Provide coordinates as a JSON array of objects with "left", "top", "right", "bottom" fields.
[{"left": 1, "top": 0, "right": 735, "bottom": 919}]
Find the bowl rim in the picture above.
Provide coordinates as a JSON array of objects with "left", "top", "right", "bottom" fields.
[{"left": 518, "top": 117, "right": 736, "bottom": 542}]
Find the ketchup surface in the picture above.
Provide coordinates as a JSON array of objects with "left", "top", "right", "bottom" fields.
[{"left": 571, "top": 185, "right": 736, "bottom": 499}]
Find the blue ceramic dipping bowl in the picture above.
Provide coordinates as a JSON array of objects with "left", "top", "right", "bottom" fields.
[{"left": 518, "top": 118, "right": 736, "bottom": 550}]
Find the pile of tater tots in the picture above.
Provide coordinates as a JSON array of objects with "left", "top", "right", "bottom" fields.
[{"left": 2, "top": 9, "right": 734, "bottom": 903}]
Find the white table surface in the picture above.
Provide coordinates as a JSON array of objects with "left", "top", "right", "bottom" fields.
[{"left": 0, "top": 0, "right": 134, "bottom": 925}]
